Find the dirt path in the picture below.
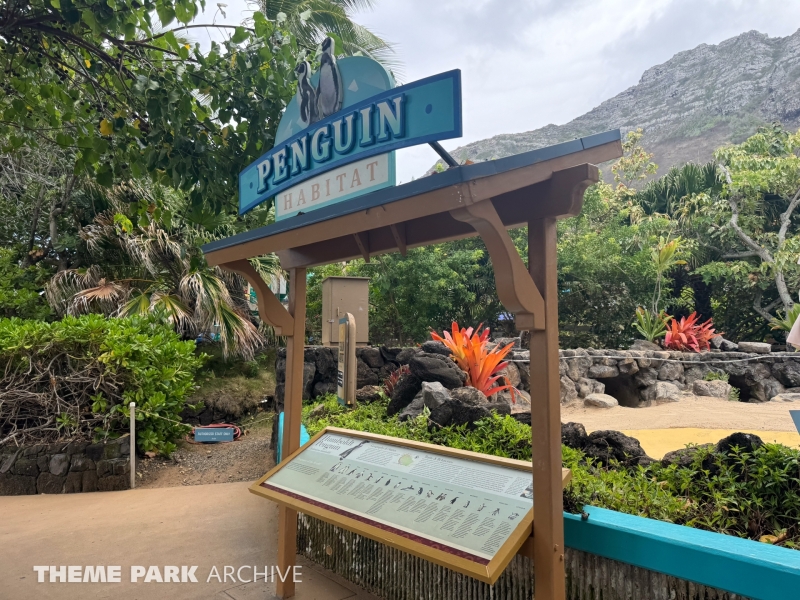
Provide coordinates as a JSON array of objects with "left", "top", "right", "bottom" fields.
[{"left": 137, "top": 413, "right": 275, "bottom": 489}]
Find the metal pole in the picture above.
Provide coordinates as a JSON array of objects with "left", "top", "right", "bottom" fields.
[
  {"left": 129, "top": 402, "right": 135, "bottom": 490},
  {"left": 429, "top": 141, "right": 459, "bottom": 168}
]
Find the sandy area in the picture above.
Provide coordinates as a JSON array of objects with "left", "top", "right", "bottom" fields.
[
  {"left": 562, "top": 395, "right": 800, "bottom": 458},
  {"left": 563, "top": 395, "right": 799, "bottom": 431}
]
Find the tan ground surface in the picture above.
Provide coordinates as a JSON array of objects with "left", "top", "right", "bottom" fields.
[
  {"left": 562, "top": 395, "right": 800, "bottom": 458},
  {"left": 0, "top": 481, "right": 378, "bottom": 600}
]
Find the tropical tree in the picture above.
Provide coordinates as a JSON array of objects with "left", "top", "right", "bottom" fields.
[
  {"left": 45, "top": 181, "right": 277, "bottom": 358},
  {"left": 259, "top": 0, "right": 398, "bottom": 74},
  {"left": 0, "top": 1, "right": 300, "bottom": 216}
]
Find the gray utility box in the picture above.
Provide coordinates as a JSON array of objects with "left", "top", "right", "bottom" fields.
[{"left": 321, "top": 277, "right": 370, "bottom": 347}]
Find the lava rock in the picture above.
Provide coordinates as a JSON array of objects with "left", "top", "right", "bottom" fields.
[
  {"left": 617, "top": 358, "right": 639, "bottom": 376},
  {"left": 356, "top": 385, "right": 383, "bottom": 403},
  {"left": 37, "top": 472, "right": 65, "bottom": 494},
  {"left": 303, "top": 362, "right": 317, "bottom": 400},
  {"left": 517, "top": 361, "right": 531, "bottom": 391},
  {"left": 582, "top": 430, "right": 652, "bottom": 467},
  {"left": 408, "top": 353, "right": 466, "bottom": 389},
  {"left": 396, "top": 348, "right": 422, "bottom": 364},
  {"left": 421, "top": 381, "right": 451, "bottom": 411},
  {"left": 387, "top": 374, "right": 423, "bottom": 416},
  {"left": 512, "top": 412, "right": 532, "bottom": 426},
  {"left": 692, "top": 380, "right": 732, "bottom": 398},
  {"left": 561, "top": 422, "right": 588, "bottom": 449},
  {"left": 497, "top": 362, "right": 521, "bottom": 388},
  {"left": 314, "top": 347, "right": 337, "bottom": 381},
  {"left": 588, "top": 365, "right": 619, "bottom": 379},
  {"left": 560, "top": 376, "right": 578, "bottom": 404},
  {"left": 661, "top": 444, "right": 713, "bottom": 468},
  {"left": 0, "top": 473, "right": 36, "bottom": 495},
  {"left": 634, "top": 368, "right": 658, "bottom": 387},
  {"left": 719, "top": 339, "right": 739, "bottom": 351},
  {"left": 356, "top": 359, "right": 380, "bottom": 388},
  {"left": 494, "top": 337, "right": 521, "bottom": 349},
  {"left": 398, "top": 392, "right": 425, "bottom": 422},
  {"left": 430, "top": 386, "right": 510, "bottom": 428},
  {"left": 751, "top": 377, "right": 784, "bottom": 402},
  {"left": 565, "top": 356, "right": 591, "bottom": 381},
  {"left": 576, "top": 378, "right": 605, "bottom": 399},
  {"left": 716, "top": 432, "right": 764, "bottom": 455},
  {"left": 584, "top": 393, "right": 619, "bottom": 408},
  {"left": 630, "top": 340, "right": 662, "bottom": 351},
  {"left": 772, "top": 361, "right": 800, "bottom": 388},
  {"left": 380, "top": 346, "right": 403, "bottom": 363},
  {"left": 49, "top": 454, "right": 69, "bottom": 477},
  {"left": 657, "top": 361, "right": 684, "bottom": 381},
  {"left": 642, "top": 381, "right": 681, "bottom": 404},
  {"left": 313, "top": 381, "right": 336, "bottom": 398},
  {"left": 12, "top": 458, "right": 38, "bottom": 477},
  {"left": 420, "top": 340, "right": 451, "bottom": 356},
  {"left": 359, "top": 347, "right": 385, "bottom": 369},
  {"left": 770, "top": 393, "right": 800, "bottom": 402}
]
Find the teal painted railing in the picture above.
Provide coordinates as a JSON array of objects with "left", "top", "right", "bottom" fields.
[{"left": 565, "top": 506, "right": 800, "bottom": 600}]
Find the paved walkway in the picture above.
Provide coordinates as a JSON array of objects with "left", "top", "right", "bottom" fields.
[{"left": 0, "top": 482, "right": 379, "bottom": 600}]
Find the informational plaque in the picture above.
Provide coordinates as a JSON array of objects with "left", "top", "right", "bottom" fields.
[{"left": 250, "top": 427, "right": 571, "bottom": 583}]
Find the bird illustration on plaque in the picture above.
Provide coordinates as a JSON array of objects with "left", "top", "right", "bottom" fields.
[{"left": 238, "top": 37, "right": 462, "bottom": 217}]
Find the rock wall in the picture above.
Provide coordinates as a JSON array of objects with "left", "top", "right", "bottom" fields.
[
  {"left": 276, "top": 343, "right": 800, "bottom": 412},
  {"left": 0, "top": 437, "right": 130, "bottom": 495}
]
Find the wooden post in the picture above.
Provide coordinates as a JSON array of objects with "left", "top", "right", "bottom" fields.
[
  {"left": 129, "top": 402, "right": 135, "bottom": 490},
  {"left": 528, "top": 218, "right": 566, "bottom": 600},
  {"left": 276, "top": 267, "right": 306, "bottom": 599}
]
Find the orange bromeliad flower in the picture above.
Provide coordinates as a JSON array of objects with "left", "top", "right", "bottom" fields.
[{"left": 431, "top": 322, "right": 517, "bottom": 401}]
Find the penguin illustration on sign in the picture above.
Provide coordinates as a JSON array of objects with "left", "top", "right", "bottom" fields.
[
  {"left": 294, "top": 61, "right": 319, "bottom": 125},
  {"left": 316, "top": 37, "right": 342, "bottom": 119}
]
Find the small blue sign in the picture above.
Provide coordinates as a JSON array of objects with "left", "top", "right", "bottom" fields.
[
  {"left": 790, "top": 410, "right": 800, "bottom": 434},
  {"left": 239, "top": 58, "right": 462, "bottom": 215},
  {"left": 194, "top": 427, "right": 234, "bottom": 442}
]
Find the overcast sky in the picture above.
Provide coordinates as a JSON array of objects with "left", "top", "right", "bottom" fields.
[{"left": 198, "top": 0, "right": 800, "bottom": 183}]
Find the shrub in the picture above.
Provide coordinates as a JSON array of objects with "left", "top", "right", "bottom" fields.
[
  {"left": 0, "top": 314, "right": 204, "bottom": 455},
  {"left": 303, "top": 395, "right": 800, "bottom": 549}
]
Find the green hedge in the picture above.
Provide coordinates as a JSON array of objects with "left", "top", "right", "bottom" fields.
[
  {"left": 303, "top": 397, "right": 800, "bottom": 549},
  {"left": 0, "top": 314, "right": 204, "bottom": 455}
]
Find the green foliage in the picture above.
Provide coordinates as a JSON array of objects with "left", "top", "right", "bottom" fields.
[
  {"left": 0, "top": 314, "right": 204, "bottom": 454},
  {"left": 704, "top": 371, "right": 729, "bottom": 382},
  {"left": 632, "top": 308, "right": 669, "bottom": 342},
  {"left": 304, "top": 396, "right": 800, "bottom": 547},
  {"left": 0, "top": 2, "right": 302, "bottom": 214},
  {"left": 770, "top": 304, "right": 800, "bottom": 333},
  {"left": 0, "top": 249, "right": 52, "bottom": 320}
]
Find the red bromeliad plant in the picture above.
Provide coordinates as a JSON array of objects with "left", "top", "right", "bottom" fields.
[
  {"left": 431, "top": 322, "right": 517, "bottom": 401},
  {"left": 383, "top": 364, "right": 410, "bottom": 396},
  {"left": 663, "top": 312, "right": 719, "bottom": 352}
]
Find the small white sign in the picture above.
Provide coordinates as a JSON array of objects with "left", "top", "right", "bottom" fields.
[{"left": 275, "top": 153, "right": 392, "bottom": 220}]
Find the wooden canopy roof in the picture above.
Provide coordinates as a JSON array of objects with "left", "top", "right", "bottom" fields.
[{"left": 202, "top": 130, "right": 622, "bottom": 270}]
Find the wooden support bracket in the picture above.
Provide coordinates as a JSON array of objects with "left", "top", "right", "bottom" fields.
[
  {"left": 353, "top": 232, "right": 371, "bottom": 262},
  {"left": 389, "top": 223, "right": 407, "bottom": 257},
  {"left": 219, "top": 259, "right": 294, "bottom": 336},
  {"left": 450, "top": 200, "right": 545, "bottom": 330}
]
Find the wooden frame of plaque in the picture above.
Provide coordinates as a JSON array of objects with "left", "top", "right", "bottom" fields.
[{"left": 249, "top": 426, "right": 571, "bottom": 584}]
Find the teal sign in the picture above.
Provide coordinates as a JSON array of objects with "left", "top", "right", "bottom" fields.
[
  {"left": 194, "top": 427, "right": 234, "bottom": 442},
  {"left": 239, "top": 47, "right": 462, "bottom": 216}
]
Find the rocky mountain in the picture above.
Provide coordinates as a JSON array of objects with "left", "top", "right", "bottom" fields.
[{"left": 438, "top": 29, "right": 800, "bottom": 173}]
